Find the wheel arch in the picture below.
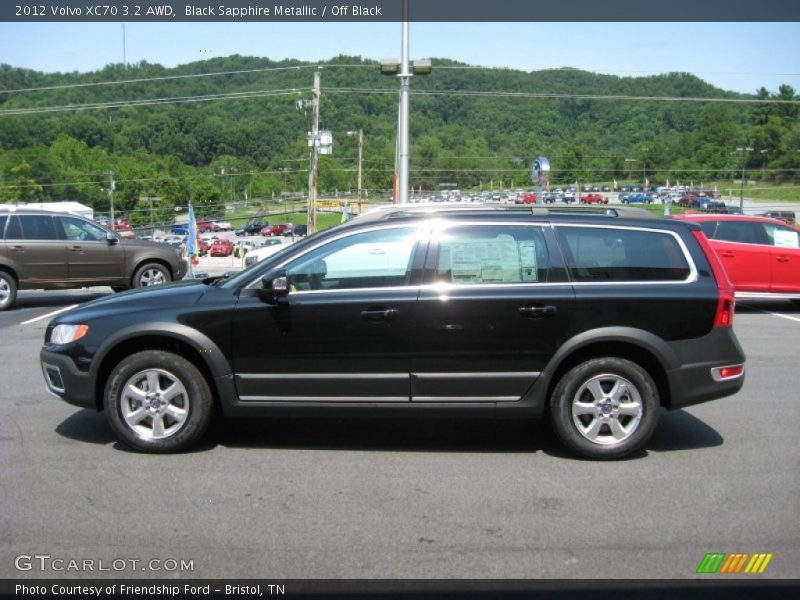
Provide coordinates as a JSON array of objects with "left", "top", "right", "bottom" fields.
[
  {"left": 0, "top": 264, "right": 19, "bottom": 285},
  {"left": 91, "top": 325, "right": 233, "bottom": 412},
  {"left": 131, "top": 257, "right": 174, "bottom": 286},
  {"left": 529, "top": 328, "right": 678, "bottom": 414}
]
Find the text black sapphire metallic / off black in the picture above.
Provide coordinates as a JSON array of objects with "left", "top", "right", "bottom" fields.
[{"left": 40, "top": 205, "right": 745, "bottom": 459}]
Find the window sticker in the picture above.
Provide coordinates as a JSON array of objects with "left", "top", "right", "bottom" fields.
[{"left": 773, "top": 229, "right": 799, "bottom": 249}]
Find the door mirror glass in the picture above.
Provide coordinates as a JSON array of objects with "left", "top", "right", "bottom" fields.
[{"left": 106, "top": 232, "right": 119, "bottom": 244}]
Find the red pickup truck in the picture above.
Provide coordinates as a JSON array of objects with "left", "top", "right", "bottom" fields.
[{"left": 580, "top": 193, "right": 608, "bottom": 204}]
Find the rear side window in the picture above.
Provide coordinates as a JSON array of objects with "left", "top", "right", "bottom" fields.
[
  {"left": 697, "top": 220, "right": 718, "bottom": 238},
  {"left": 14, "top": 215, "right": 59, "bottom": 241},
  {"left": 714, "top": 221, "right": 769, "bottom": 245},
  {"left": 0, "top": 215, "right": 7, "bottom": 238},
  {"left": 5, "top": 216, "right": 23, "bottom": 240},
  {"left": 435, "top": 225, "right": 549, "bottom": 285},
  {"left": 557, "top": 226, "right": 691, "bottom": 282}
]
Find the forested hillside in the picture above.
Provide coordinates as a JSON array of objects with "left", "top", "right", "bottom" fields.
[{"left": 0, "top": 55, "right": 798, "bottom": 222}]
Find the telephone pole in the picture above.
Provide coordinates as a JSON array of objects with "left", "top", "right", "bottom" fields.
[
  {"left": 306, "top": 71, "right": 320, "bottom": 234},
  {"left": 107, "top": 171, "right": 116, "bottom": 226}
]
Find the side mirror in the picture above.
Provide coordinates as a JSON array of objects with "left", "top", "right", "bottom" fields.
[
  {"left": 257, "top": 271, "right": 290, "bottom": 303},
  {"left": 106, "top": 232, "right": 119, "bottom": 244}
]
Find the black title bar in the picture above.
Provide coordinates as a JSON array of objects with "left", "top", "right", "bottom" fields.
[{"left": 2, "top": 0, "right": 800, "bottom": 22}]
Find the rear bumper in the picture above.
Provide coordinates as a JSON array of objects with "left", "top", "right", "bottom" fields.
[
  {"left": 665, "top": 327, "right": 746, "bottom": 409},
  {"left": 40, "top": 349, "right": 95, "bottom": 409}
]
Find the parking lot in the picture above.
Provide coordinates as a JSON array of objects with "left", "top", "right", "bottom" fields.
[{"left": 0, "top": 288, "right": 798, "bottom": 579}]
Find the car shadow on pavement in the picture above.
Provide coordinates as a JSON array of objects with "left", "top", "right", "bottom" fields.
[
  {"left": 16, "top": 290, "right": 110, "bottom": 308},
  {"left": 646, "top": 409, "right": 724, "bottom": 453},
  {"left": 55, "top": 409, "right": 117, "bottom": 446},
  {"left": 55, "top": 407, "right": 723, "bottom": 457},
  {"left": 737, "top": 300, "right": 800, "bottom": 315},
  {"left": 205, "top": 417, "right": 553, "bottom": 454}
]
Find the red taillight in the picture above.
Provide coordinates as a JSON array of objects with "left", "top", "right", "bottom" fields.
[
  {"left": 711, "top": 365, "right": 744, "bottom": 381},
  {"left": 692, "top": 230, "right": 735, "bottom": 328}
]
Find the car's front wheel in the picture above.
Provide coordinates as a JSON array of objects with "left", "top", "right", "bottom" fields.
[
  {"left": 0, "top": 271, "right": 17, "bottom": 311},
  {"left": 133, "top": 263, "right": 171, "bottom": 288},
  {"left": 549, "top": 357, "right": 659, "bottom": 460},
  {"left": 104, "top": 350, "right": 213, "bottom": 453}
]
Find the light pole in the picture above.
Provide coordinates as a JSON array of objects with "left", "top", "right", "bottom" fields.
[
  {"left": 347, "top": 129, "right": 364, "bottom": 204},
  {"left": 379, "top": 0, "right": 432, "bottom": 204},
  {"left": 641, "top": 147, "right": 649, "bottom": 190},
  {"left": 735, "top": 146, "right": 753, "bottom": 211},
  {"left": 624, "top": 158, "right": 636, "bottom": 189}
]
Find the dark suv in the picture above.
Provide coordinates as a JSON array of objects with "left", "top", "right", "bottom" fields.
[
  {"left": 39, "top": 205, "right": 745, "bottom": 459},
  {"left": 0, "top": 209, "right": 187, "bottom": 310}
]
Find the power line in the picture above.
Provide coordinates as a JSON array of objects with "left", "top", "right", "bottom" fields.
[
  {"left": 324, "top": 87, "right": 800, "bottom": 105},
  {"left": 0, "top": 63, "right": 376, "bottom": 95},
  {"left": 0, "top": 88, "right": 308, "bottom": 116}
]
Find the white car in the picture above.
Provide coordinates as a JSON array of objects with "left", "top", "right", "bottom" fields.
[
  {"left": 243, "top": 239, "right": 295, "bottom": 267},
  {"left": 213, "top": 221, "right": 233, "bottom": 231}
]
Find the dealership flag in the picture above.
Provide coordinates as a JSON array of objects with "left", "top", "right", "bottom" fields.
[{"left": 187, "top": 202, "right": 199, "bottom": 268}]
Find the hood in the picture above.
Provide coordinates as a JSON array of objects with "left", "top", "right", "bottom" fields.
[
  {"left": 51, "top": 280, "right": 208, "bottom": 324},
  {"left": 119, "top": 237, "right": 177, "bottom": 251}
]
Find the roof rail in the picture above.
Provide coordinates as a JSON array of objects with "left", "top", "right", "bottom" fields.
[{"left": 348, "top": 202, "right": 657, "bottom": 223}]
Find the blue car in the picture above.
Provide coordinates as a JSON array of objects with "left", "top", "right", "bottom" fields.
[
  {"left": 170, "top": 224, "right": 190, "bottom": 235},
  {"left": 621, "top": 193, "right": 653, "bottom": 204}
]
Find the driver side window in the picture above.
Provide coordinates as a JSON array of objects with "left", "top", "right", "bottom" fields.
[
  {"left": 285, "top": 227, "right": 420, "bottom": 292},
  {"left": 58, "top": 216, "right": 108, "bottom": 242}
]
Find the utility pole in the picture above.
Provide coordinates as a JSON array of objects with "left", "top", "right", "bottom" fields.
[
  {"left": 306, "top": 71, "right": 321, "bottom": 234},
  {"left": 347, "top": 129, "right": 364, "bottom": 204},
  {"left": 735, "top": 146, "right": 753, "bottom": 211},
  {"left": 107, "top": 171, "right": 116, "bottom": 226}
]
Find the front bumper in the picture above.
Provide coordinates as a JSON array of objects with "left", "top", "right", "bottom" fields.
[
  {"left": 174, "top": 259, "right": 189, "bottom": 281},
  {"left": 40, "top": 348, "right": 95, "bottom": 409}
]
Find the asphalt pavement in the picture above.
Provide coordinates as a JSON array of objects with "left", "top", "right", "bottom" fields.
[{"left": 0, "top": 292, "right": 798, "bottom": 580}]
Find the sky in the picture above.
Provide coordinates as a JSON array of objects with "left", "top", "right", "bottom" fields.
[{"left": 0, "top": 21, "right": 798, "bottom": 94}]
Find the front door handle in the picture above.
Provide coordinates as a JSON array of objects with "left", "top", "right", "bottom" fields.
[
  {"left": 9, "top": 245, "right": 24, "bottom": 252},
  {"left": 361, "top": 308, "right": 399, "bottom": 321},
  {"left": 519, "top": 305, "right": 557, "bottom": 318},
  {"left": 776, "top": 256, "right": 790, "bottom": 263},
  {"left": 719, "top": 251, "right": 735, "bottom": 258}
]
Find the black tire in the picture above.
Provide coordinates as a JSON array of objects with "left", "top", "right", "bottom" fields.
[
  {"left": 104, "top": 350, "right": 213, "bottom": 453},
  {"left": 0, "top": 271, "right": 17, "bottom": 311},
  {"left": 549, "top": 357, "right": 660, "bottom": 460},
  {"left": 132, "top": 262, "right": 171, "bottom": 288},
  {"left": 111, "top": 286, "right": 128, "bottom": 293}
]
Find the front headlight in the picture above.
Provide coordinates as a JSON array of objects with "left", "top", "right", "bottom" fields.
[{"left": 50, "top": 324, "right": 89, "bottom": 345}]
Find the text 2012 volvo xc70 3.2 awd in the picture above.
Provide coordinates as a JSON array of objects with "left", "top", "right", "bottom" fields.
[{"left": 40, "top": 205, "right": 745, "bottom": 459}]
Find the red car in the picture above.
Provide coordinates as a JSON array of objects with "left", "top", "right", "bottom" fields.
[
  {"left": 515, "top": 192, "right": 537, "bottom": 204},
  {"left": 674, "top": 214, "right": 800, "bottom": 302},
  {"left": 260, "top": 223, "right": 294, "bottom": 237},
  {"left": 197, "top": 220, "right": 216, "bottom": 233},
  {"left": 209, "top": 238, "right": 234, "bottom": 257},
  {"left": 580, "top": 193, "right": 608, "bottom": 204}
]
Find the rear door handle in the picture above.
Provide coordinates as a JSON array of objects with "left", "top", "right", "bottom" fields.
[
  {"left": 361, "top": 308, "right": 399, "bottom": 321},
  {"left": 518, "top": 305, "right": 557, "bottom": 318},
  {"left": 9, "top": 245, "right": 24, "bottom": 252},
  {"left": 719, "top": 251, "right": 735, "bottom": 258},
  {"left": 776, "top": 256, "right": 790, "bottom": 263}
]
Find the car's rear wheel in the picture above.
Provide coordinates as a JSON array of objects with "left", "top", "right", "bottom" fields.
[
  {"left": 104, "top": 350, "right": 213, "bottom": 453},
  {"left": 133, "top": 263, "right": 171, "bottom": 288},
  {"left": 0, "top": 271, "right": 17, "bottom": 311},
  {"left": 549, "top": 357, "right": 659, "bottom": 460}
]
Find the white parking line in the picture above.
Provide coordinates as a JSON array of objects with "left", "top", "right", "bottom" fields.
[
  {"left": 741, "top": 305, "right": 800, "bottom": 324},
  {"left": 20, "top": 304, "right": 79, "bottom": 325}
]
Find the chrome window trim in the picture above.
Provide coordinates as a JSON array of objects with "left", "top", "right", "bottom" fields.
[{"left": 554, "top": 223, "right": 698, "bottom": 285}]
